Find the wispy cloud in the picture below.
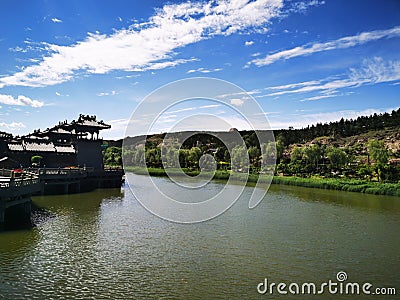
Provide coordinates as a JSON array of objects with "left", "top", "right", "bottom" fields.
[
  {"left": 0, "top": 94, "right": 44, "bottom": 107},
  {"left": 230, "top": 98, "right": 244, "bottom": 106},
  {"left": 97, "top": 90, "right": 118, "bottom": 97},
  {"left": 0, "top": 122, "right": 26, "bottom": 130},
  {"left": 263, "top": 57, "right": 400, "bottom": 99},
  {"left": 187, "top": 67, "right": 222, "bottom": 74},
  {"left": 279, "top": 0, "right": 325, "bottom": 16},
  {"left": 245, "top": 40, "right": 254, "bottom": 46},
  {"left": 250, "top": 26, "right": 400, "bottom": 67},
  {"left": 302, "top": 94, "right": 336, "bottom": 101},
  {"left": 51, "top": 18, "right": 63, "bottom": 23},
  {"left": 55, "top": 91, "right": 69, "bottom": 97},
  {"left": 165, "top": 104, "right": 221, "bottom": 114},
  {"left": 0, "top": 0, "right": 283, "bottom": 88}
]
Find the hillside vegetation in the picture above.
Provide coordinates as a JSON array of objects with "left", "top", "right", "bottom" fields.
[{"left": 118, "top": 108, "right": 400, "bottom": 193}]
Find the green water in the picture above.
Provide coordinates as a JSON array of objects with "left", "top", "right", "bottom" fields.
[{"left": 0, "top": 173, "right": 399, "bottom": 299}]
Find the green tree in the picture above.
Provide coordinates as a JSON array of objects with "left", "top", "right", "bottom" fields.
[
  {"left": 178, "top": 149, "right": 190, "bottom": 168},
  {"left": 188, "top": 147, "right": 202, "bottom": 169},
  {"left": 290, "top": 146, "right": 303, "bottom": 162},
  {"left": 368, "top": 140, "right": 389, "bottom": 164},
  {"left": 248, "top": 146, "right": 261, "bottom": 170},
  {"left": 103, "top": 147, "right": 122, "bottom": 166},
  {"left": 133, "top": 146, "right": 146, "bottom": 167},
  {"left": 275, "top": 139, "right": 285, "bottom": 163},
  {"left": 31, "top": 155, "right": 43, "bottom": 167},
  {"left": 303, "top": 144, "right": 321, "bottom": 172},
  {"left": 326, "top": 146, "right": 347, "bottom": 172},
  {"left": 357, "top": 163, "right": 373, "bottom": 181},
  {"left": 146, "top": 147, "right": 161, "bottom": 168},
  {"left": 368, "top": 140, "right": 390, "bottom": 181},
  {"left": 231, "top": 145, "right": 249, "bottom": 172}
]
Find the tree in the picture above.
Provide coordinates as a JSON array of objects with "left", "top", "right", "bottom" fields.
[
  {"left": 133, "top": 146, "right": 146, "bottom": 167},
  {"left": 188, "top": 147, "right": 202, "bottom": 169},
  {"left": 248, "top": 146, "right": 261, "bottom": 170},
  {"left": 275, "top": 140, "right": 285, "bottom": 163},
  {"left": 290, "top": 146, "right": 303, "bottom": 162},
  {"left": 368, "top": 140, "right": 390, "bottom": 181},
  {"left": 103, "top": 147, "right": 122, "bottom": 166},
  {"left": 31, "top": 155, "right": 43, "bottom": 167},
  {"left": 231, "top": 145, "right": 249, "bottom": 172},
  {"left": 146, "top": 147, "right": 161, "bottom": 168},
  {"left": 326, "top": 146, "right": 347, "bottom": 172},
  {"left": 178, "top": 149, "right": 190, "bottom": 169},
  {"left": 368, "top": 140, "right": 389, "bottom": 164},
  {"left": 357, "top": 163, "right": 373, "bottom": 181},
  {"left": 303, "top": 144, "right": 321, "bottom": 172}
]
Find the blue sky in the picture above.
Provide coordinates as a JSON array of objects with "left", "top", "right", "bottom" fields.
[{"left": 0, "top": 0, "right": 399, "bottom": 139}]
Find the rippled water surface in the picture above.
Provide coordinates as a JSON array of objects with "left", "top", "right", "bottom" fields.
[{"left": 1, "top": 173, "right": 399, "bottom": 299}]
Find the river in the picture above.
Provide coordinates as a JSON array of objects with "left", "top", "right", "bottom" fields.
[{"left": 0, "top": 173, "right": 399, "bottom": 299}]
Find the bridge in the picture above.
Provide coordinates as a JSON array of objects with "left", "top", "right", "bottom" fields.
[{"left": 0, "top": 169, "right": 42, "bottom": 230}]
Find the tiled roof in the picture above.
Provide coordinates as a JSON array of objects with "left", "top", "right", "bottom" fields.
[
  {"left": 55, "top": 145, "right": 76, "bottom": 153},
  {"left": 24, "top": 141, "right": 55, "bottom": 152},
  {"left": 7, "top": 143, "right": 24, "bottom": 151}
]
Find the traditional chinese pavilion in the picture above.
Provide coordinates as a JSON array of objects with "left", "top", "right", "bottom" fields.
[{"left": 0, "top": 114, "right": 111, "bottom": 170}]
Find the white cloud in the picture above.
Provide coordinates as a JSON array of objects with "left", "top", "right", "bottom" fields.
[
  {"left": 245, "top": 40, "right": 254, "bottom": 46},
  {"left": 9, "top": 46, "right": 26, "bottom": 53},
  {"left": 51, "top": 18, "right": 63, "bottom": 23},
  {"left": 230, "top": 98, "right": 244, "bottom": 106},
  {"left": 264, "top": 57, "right": 400, "bottom": 98},
  {"left": 0, "top": 0, "right": 283, "bottom": 88},
  {"left": 0, "top": 122, "right": 25, "bottom": 130},
  {"left": 165, "top": 104, "right": 221, "bottom": 114},
  {"left": 0, "top": 94, "right": 44, "bottom": 107},
  {"left": 302, "top": 94, "right": 336, "bottom": 101},
  {"left": 250, "top": 26, "right": 400, "bottom": 66},
  {"left": 266, "top": 80, "right": 321, "bottom": 91},
  {"left": 97, "top": 90, "right": 118, "bottom": 97},
  {"left": 284, "top": 0, "right": 325, "bottom": 14},
  {"left": 187, "top": 67, "right": 222, "bottom": 74}
]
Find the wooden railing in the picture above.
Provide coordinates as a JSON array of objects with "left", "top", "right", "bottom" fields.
[
  {"left": 0, "top": 169, "right": 40, "bottom": 188},
  {"left": 24, "top": 167, "right": 90, "bottom": 176},
  {"left": 0, "top": 169, "right": 13, "bottom": 177}
]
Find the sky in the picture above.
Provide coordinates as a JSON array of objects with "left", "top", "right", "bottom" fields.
[{"left": 0, "top": 0, "right": 399, "bottom": 139}]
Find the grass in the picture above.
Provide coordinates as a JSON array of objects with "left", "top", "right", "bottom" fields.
[
  {"left": 271, "top": 176, "right": 400, "bottom": 197},
  {"left": 124, "top": 166, "right": 400, "bottom": 197}
]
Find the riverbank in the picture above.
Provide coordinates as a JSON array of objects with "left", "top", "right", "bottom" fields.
[{"left": 125, "top": 167, "right": 400, "bottom": 197}]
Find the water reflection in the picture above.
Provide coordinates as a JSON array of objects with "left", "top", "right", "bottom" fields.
[{"left": 268, "top": 184, "right": 400, "bottom": 213}]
